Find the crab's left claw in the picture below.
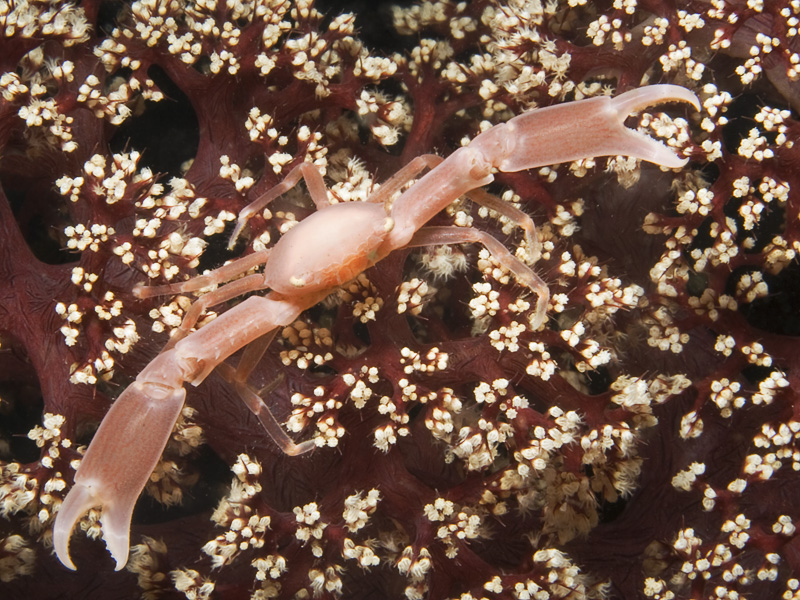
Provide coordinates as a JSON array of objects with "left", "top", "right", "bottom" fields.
[
  {"left": 53, "top": 371, "right": 186, "bottom": 571},
  {"left": 53, "top": 477, "right": 136, "bottom": 571}
]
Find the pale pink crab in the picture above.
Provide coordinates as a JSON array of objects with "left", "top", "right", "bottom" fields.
[{"left": 53, "top": 84, "right": 699, "bottom": 570}]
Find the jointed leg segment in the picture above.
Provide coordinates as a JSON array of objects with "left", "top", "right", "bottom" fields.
[
  {"left": 134, "top": 250, "right": 272, "bottom": 349},
  {"left": 134, "top": 249, "right": 271, "bottom": 298},
  {"left": 365, "top": 154, "right": 443, "bottom": 206},
  {"left": 216, "top": 359, "right": 316, "bottom": 456},
  {"left": 409, "top": 226, "right": 550, "bottom": 329},
  {"left": 229, "top": 162, "right": 332, "bottom": 248},
  {"left": 466, "top": 187, "right": 541, "bottom": 263},
  {"left": 163, "top": 273, "right": 269, "bottom": 350}
]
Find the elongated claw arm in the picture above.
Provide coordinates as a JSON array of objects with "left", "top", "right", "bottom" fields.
[
  {"left": 53, "top": 358, "right": 186, "bottom": 570},
  {"left": 385, "top": 85, "right": 699, "bottom": 248},
  {"left": 53, "top": 293, "right": 315, "bottom": 571},
  {"left": 471, "top": 84, "right": 700, "bottom": 172}
]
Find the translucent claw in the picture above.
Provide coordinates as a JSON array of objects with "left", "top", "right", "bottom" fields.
[
  {"left": 606, "top": 84, "right": 701, "bottom": 168},
  {"left": 610, "top": 84, "right": 701, "bottom": 115},
  {"left": 53, "top": 371, "right": 186, "bottom": 571},
  {"left": 53, "top": 477, "right": 135, "bottom": 571},
  {"left": 53, "top": 483, "right": 92, "bottom": 570},
  {"left": 473, "top": 83, "right": 700, "bottom": 173}
]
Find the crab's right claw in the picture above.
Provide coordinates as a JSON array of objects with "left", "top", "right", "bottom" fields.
[
  {"left": 606, "top": 84, "right": 701, "bottom": 168},
  {"left": 488, "top": 84, "right": 700, "bottom": 173},
  {"left": 53, "top": 376, "right": 186, "bottom": 571}
]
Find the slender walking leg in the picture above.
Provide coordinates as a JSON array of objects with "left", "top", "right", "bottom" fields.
[
  {"left": 466, "top": 188, "right": 541, "bottom": 263},
  {"left": 409, "top": 226, "right": 550, "bottom": 328},
  {"left": 134, "top": 250, "right": 270, "bottom": 298},
  {"left": 161, "top": 274, "right": 270, "bottom": 350},
  {"left": 217, "top": 358, "right": 316, "bottom": 456},
  {"left": 366, "top": 155, "right": 442, "bottom": 205},
  {"left": 229, "top": 163, "right": 332, "bottom": 247}
]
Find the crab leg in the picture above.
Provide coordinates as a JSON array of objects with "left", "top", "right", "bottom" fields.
[
  {"left": 228, "top": 162, "right": 332, "bottom": 248},
  {"left": 53, "top": 291, "right": 324, "bottom": 570},
  {"left": 466, "top": 187, "right": 541, "bottom": 263},
  {"left": 409, "top": 226, "right": 550, "bottom": 328},
  {"left": 133, "top": 251, "right": 274, "bottom": 350},
  {"left": 216, "top": 356, "right": 316, "bottom": 457},
  {"left": 133, "top": 249, "right": 271, "bottom": 299},
  {"left": 161, "top": 273, "right": 269, "bottom": 350}
]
